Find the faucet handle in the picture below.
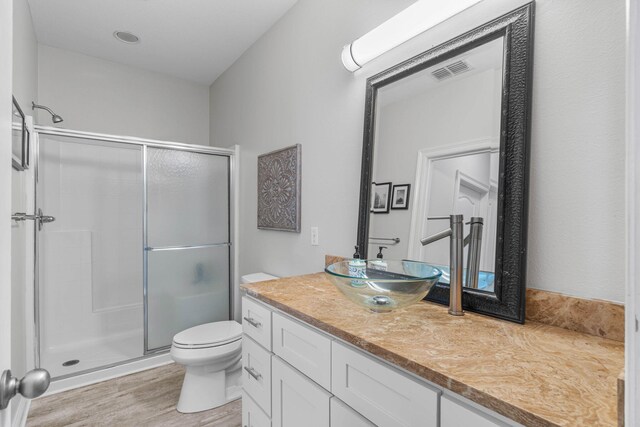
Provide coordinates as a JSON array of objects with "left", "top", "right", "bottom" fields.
[
  {"left": 465, "top": 217, "right": 484, "bottom": 225},
  {"left": 428, "top": 214, "right": 464, "bottom": 223}
]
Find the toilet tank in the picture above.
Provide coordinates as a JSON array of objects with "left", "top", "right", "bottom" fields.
[{"left": 241, "top": 272, "right": 278, "bottom": 284}]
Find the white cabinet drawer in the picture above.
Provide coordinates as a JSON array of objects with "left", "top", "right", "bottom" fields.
[
  {"left": 332, "top": 341, "right": 440, "bottom": 427},
  {"left": 242, "top": 297, "right": 272, "bottom": 351},
  {"left": 330, "top": 397, "right": 375, "bottom": 427},
  {"left": 272, "top": 356, "right": 331, "bottom": 427},
  {"left": 441, "top": 395, "right": 515, "bottom": 427},
  {"left": 242, "top": 336, "right": 272, "bottom": 416},
  {"left": 242, "top": 391, "right": 271, "bottom": 427},
  {"left": 272, "top": 312, "right": 331, "bottom": 390}
]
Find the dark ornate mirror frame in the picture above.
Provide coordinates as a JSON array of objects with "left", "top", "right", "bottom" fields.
[{"left": 356, "top": 4, "right": 534, "bottom": 323}]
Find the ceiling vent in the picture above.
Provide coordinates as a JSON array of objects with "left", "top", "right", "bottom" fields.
[
  {"left": 431, "top": 60, "right": 471, "bottom": 81},
  {"left": 114, "top": 31, "right": 140, "bottom": 44}
]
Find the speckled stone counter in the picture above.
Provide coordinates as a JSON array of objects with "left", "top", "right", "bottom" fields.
[{"left": 241, "top": 273, "right": 624, "bottom": 427}]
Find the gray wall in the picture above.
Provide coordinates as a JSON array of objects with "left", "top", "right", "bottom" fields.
[
  {"left": 210, "top": 0, "right": 414, "bottom": 281},
  {"left": 38, "top": 45, "right": 210, "bottom": 145},
  {"left": 12, "top": 0, "right": 37, "bottom": 111},
  {"left": 210, "top": 0, "right": 626, "bottom": 303}
]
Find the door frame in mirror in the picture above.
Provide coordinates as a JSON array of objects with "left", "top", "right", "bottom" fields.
[{"left": 355, "top": 4, "right": 534, "bottom": 323}]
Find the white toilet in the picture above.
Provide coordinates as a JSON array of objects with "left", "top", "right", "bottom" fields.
[{"left": 170, "top": 272, "right": 278, "bottom": 413}]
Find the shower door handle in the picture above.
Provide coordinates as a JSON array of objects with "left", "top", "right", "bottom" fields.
[
  {"left": 36, "top": 208, "right": 55, "bottom": 230},
  {"left": 11, "top": 209, "right": 55, "bottom": 230}
]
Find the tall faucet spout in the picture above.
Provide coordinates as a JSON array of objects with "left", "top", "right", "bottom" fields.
[
  {"left": 420, "top": 214, "right": 465, "bottom": 316},
  {"left": 420, "top": 228, "right": 452, "bottom": 246}
]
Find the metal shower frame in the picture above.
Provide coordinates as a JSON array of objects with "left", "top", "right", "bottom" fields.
[{"left": 32, "top": 125, "right": 237, "bottom": 379}]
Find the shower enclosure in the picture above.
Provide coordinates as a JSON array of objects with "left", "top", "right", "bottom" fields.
[{"left": 33, "top": 127, "right": 235, "bottom": 379}]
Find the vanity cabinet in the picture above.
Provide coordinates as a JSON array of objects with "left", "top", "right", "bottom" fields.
[
  {"left": 241, "top": 296, "right": 519, "bottom": 427},
  {"left": 332, "top": 341, "right": 439, "bottom": 427},
  {"left": 242, "top": 334, "right": 272, "bottom": 417},
  {"left": 272, "top": 356, "right": 331, "bottom": 427},
  {"left": 330, "top": 397, "right": 375, "bottom": 427},
  {"left": 440, "top": 395, "right": 509, "bottom": 427},
  {"left": 272, "top": 312, "right": 331, "bottom": 389},
  {"left": 242, "top": 391, "right": 271, "bottom": 427}
]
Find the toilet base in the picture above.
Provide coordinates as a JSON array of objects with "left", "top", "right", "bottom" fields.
[{"left": 176, "top": 360, "right": 242, "bottom": 413}]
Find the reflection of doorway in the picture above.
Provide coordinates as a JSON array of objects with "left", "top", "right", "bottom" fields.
[
  {"left": 408, "top": 139, "right": 498, "bottom": 269},
  {"left": 452, "top": 171, "right": 495, "bottom": 271}
]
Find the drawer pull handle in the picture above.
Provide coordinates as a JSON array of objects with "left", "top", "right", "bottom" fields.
[
  {"left": 243, "top": 316, "right": 261, "bottom": 328},
  {"left": 244, "top": 366, "right": 262, "bottom": 381}
]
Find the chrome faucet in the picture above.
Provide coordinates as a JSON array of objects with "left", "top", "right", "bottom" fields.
[
  {"left": 421, "top": 215, "right": 485, "bottom": 315},
  {"left": 421, "top": 215, "right": 464, "bottom": 316}
]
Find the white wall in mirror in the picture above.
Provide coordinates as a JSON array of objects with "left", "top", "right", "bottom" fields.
[{"left": 211, "top": 0, "right": 625, "bottom": 303}]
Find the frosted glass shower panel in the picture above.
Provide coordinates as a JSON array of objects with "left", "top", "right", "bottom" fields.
[
  {"left": 147, "top": 246, "right": 230, "bottom": 350},
  {"left": 147, "top": 148, "right": 229, "bottom": 247}
]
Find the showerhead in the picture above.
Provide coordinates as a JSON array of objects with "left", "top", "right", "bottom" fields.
[{"left": 32, "top": 102, "right": 64, "bottom": 124}]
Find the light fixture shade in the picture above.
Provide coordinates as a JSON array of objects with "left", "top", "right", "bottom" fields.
[
  {"left": 342, "top": 0, "right": 483, "bottom": 71},
  {"left": 341, "top": 44, "right": 360, "bottom": 72}
]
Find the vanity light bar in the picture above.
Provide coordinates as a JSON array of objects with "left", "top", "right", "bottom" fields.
[{"left": 341, "top": 0, "right": 483, "bottom": 72}]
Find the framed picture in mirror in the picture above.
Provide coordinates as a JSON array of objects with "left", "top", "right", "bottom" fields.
[
  {"left": 11, "top": 96, "right": 26, "bottom": 171},
  {"left": 391, "top": 184, "right": 410, "bottom": 210},
  {"left": 355, "top": 4, "right": 534, "bottom": 323},
  {"left": 371, "top": 182, "right": 391, "bottom": 213}
]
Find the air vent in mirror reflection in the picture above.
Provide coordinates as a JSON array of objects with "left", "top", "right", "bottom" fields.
[{"left": 431, "top": 60, "right": 471, "bottom": 81}]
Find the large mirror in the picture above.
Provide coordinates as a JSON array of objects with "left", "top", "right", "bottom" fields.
[{"left": 356, "top": 5, "right": 533, "bottom": 323}]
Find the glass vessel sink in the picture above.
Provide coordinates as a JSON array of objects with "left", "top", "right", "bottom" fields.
[{"left": 324, "top": 260, "right": 442, "bottom": 313}]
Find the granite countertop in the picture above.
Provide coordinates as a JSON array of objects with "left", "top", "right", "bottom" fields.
[{"left": 241, "top": 273, "right": 624, "bottom": 427}]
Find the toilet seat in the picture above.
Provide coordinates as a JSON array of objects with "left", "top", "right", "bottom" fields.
[{"left": 172, "top": 321, "right": 242, "bottom": 349}]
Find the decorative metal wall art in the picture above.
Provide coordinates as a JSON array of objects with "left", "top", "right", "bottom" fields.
[{"left": 257, "top": 144, "right": 301, "bottom": 232}]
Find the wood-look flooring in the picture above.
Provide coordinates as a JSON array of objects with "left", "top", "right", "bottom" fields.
[{"left": 27, "top": 363, "right": 241, "bottom": 427}]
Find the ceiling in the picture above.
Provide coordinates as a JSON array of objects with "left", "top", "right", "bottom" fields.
[{"left": 27, "top": 0, "right": 298, "bottom": 85}]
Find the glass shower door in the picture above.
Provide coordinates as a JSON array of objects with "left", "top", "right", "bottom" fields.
[
  {"left": 145, "top": 148, "right": 230, "bottom": 352},
  {"left": 37, "top": 135, "right": 144, "bottom": 378}
]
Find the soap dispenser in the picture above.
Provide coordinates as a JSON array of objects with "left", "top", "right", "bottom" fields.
[
  {"left": 371, "top": 246, "right": 388, "bottom": 271},
  {"left": 348, "top": 246, "right": 366, "bottom": 286}
]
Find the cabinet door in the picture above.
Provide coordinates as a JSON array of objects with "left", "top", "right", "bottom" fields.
[
  {"left": 441, "top": 395, "right": 514, "bottom": 427},
  {"left": 242, "top": 392, "right": 271, "bottom": 427},
  {"left": 272, "top": 312, "right": 331, "bottom": 389},
  {"left": 330, "top": 397, "right": 374, "bottom": 427},
  {"left": 242, "top": 297, "right": 273, "bottom": 351},
  {"left": 272, "top": 356, "right": 330, "bottom": 427},
  {"left": 243, "top": 336, "right": 272, "bottom": 416},
  {"left": 332, "top": 341, "right": 439, "bottom": 427}
]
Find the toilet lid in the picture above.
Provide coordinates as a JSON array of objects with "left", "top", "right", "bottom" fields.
[{"left": 172, "top": 321, "right": 242, "bottom": 349}]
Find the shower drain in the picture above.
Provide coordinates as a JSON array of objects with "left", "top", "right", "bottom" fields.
[{"left": 62, "top": 359, "right": 80, "bottom": 367}]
